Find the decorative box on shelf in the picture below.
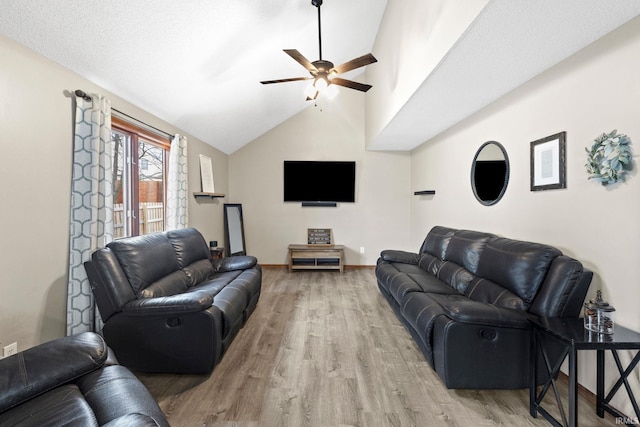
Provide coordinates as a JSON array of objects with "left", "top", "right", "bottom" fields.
[{"left": 307, "top": 228, "right": 333, "bottom": 245}]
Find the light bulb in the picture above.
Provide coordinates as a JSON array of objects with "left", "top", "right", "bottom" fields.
[
  {"left": 325, "top": 83, "right": 338, "bottom": 99},
  {"left": 314, "top": 77, "right": 328, "bottom": 92}
]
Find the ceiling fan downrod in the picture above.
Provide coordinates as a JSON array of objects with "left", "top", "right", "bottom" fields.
[{"left": 312, "top": 0, "right": 323, "bottom": 60}]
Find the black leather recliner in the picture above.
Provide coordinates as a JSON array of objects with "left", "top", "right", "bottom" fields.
[
  {"left": 376, "top": 226, "right": 592, "bottom": 389},
  {"left": 0, "top": 332, "right": 169, "bottom": 426},
  {"left": 84, "top": 228, "right": 262, "bottom": 374}
]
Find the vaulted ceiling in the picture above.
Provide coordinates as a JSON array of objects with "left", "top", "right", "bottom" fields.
[{"left": 1, "top": 1, "right": 639, "bottom": 154}]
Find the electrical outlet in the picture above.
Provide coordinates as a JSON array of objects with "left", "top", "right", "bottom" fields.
[
  {"left": 3, "top": 342, "right": 17, "bottom": 358},
  {"left": 359, "top": 247, "right": 365, "bottom": 254}
]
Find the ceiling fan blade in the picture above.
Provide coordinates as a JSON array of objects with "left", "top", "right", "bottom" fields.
[
  {"left": 284, "top": 49, "right": 318, "bottom": 73},
  {"left": 332, "top": 53, "right": 377, "bottom": 75},
  {"left": 260, "top": 77, "right": 312, "bottom": 85},
  {"left": 331, "top": 77, "right": 372, "bottom": 92}
]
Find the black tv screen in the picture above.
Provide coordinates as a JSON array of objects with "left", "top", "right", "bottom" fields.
[{"left": 284, "top": 161, "right": 356, "bottom": 203}]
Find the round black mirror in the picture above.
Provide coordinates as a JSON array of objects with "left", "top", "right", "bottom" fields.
[{"left": 471, "top": 141, "right": 509, "bottom": 206}]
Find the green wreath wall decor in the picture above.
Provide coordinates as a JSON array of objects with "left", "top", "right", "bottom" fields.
[{"left": 585, "top": 129, "right": 632, "bottom": 186}]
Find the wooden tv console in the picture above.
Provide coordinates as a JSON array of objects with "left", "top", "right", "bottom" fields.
[{"left": 288, "top": 244, "right": 345, "bottom": 273}]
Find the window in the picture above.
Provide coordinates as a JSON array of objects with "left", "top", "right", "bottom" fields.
[{"left": 111, "top": 116, "right": 170, "bottom": 238}]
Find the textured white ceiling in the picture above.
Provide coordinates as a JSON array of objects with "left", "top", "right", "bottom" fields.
[
  {"left": 368, "top": 0, "right": 640, "bottom": 151},
  {"left": 1, "top": 1, "right": 639, "bottom": 153},
  {"left": 0, "top": 0, "right": 387, "bottom": 154}
]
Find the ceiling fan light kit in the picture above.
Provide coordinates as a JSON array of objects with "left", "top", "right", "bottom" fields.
[{"left": 261, "top": 0, "right": 377, "bottom": 104}]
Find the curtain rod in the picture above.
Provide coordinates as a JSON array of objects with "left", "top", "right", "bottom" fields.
[{"left": 74, "top": 89, "right": 174, "bottom": 139}]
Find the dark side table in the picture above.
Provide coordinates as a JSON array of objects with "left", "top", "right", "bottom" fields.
[{"left": 530, "top": 317, "right": 640, "bottom": 427}]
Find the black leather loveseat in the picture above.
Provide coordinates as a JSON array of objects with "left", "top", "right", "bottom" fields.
[
  {"left": 376, "top": 226, "right": 592, "bottom": 389},
  {"left": 84, "top": 228, "right": 261, "bottom": 374},
  {"left": 0, "top": 332, "right": 168, "bottom": 426}
]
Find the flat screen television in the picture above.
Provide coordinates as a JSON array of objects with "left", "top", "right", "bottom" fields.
[{"left": 284, "top": 161, "right": 356, "bottom": 203}]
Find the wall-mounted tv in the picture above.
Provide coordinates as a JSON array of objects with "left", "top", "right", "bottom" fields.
[{"left": 284, "top": 161, "right": 356, "bottom": 204}]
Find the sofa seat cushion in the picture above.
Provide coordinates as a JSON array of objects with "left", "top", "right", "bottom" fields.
[
  {"left": 376, "top": 266, "right": 424, "bottom": 304},
  {"left": 227, "top": 268, "right": 262, "bottom": 303},
  {"left": 0, "top": 385, "right": 99, "bottom": 427},
  {"left": 407, "top": 272, "right": 458, "bottom": 296},
  {"left": 190, "top": 270, "right": 244, "bottom": 297}
]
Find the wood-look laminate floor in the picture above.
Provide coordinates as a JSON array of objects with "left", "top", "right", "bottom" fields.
[{"left": 136, "top": 267, "right": 615, "bottom": 426}]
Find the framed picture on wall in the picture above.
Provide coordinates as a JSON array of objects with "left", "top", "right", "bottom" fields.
[
  {"left": 199, "top": 154, "right": 215, "bottom": 193},
  {"left": 530, "top": 131, "right": 566, "bottom": 191}
]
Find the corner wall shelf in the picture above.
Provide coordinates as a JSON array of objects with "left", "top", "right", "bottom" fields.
[
  {"left": 193, "top": 192, "right": 226, "bottom": 199},
  {"left": 414, "top": 190, "right": 436, "bottom": 195}
]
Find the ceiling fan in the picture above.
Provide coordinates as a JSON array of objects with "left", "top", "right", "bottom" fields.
[{"left": 260, "top": 0, "right": 377, "bottom": 101}]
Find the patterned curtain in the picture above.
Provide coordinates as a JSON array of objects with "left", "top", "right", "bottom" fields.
[
  {"left": 67, "top": 94, "right": 113, "bottom": 335},
  {"left": 166, "top": 134, "right": 189, "bottom": 230}
]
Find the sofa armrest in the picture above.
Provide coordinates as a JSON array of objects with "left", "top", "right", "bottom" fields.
[
  {"left": 0, "top": 332, "right": 107, "bottom": 413},
  {"left": 215, "top": 255, "right": 258, "bottom": 272},
  {"left": 442, "top": 300, "right": 532, "bottom": 329},
  {"left": 122, "top": 290, "right": 213, "bottom": 316},
  {"left": 380, "top": 250, "right": 420, "bottom": 265}
]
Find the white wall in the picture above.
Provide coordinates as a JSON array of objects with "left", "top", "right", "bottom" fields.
[
  {"left": 410, "top": 16, "right": 640, "bottom": 414},
  {"left": 0, "top": 34, "right": 229, "bottom": 351},
  {"left": 229, "top": 91, "right": 411, "bottom": 266}
]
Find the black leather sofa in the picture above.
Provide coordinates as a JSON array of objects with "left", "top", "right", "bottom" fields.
[
  {"left": 0, "top": 332, "right": 168, "bottom": 426},
  {"left": 84, "top": 228, "right": 261, "bottom": 374},
  {"left": 376, "top": 226, "right": 592, "bottom": 389}
]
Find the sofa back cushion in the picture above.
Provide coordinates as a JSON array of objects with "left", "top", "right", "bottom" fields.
[
  {"left": 167, "top": 228, "right": 215, "bottom": 286},
  {"left": 475, "top": 237, "right": 561, "bottom": 307},
  {"left": 528, "top": 256, "right": 590, "bottom": 317},
  {"left": 435, "top": 261, "right": 475, "bottom": 294},
  {"left": 137, "top": 270, "right": 191, "bottom": 298},
  {"left": 167, "top": 228, "right": 210, "bottom": 266},
  {"left": 419, "top": 228, "right": 493, "bottom": 296},
  {"left": 108, "top": 233, "right": 181, "bottom": 295},
  {"left": 444, "top": 230, "right": 494, "bottom": 274},
  {"left": 419, "top": 226, "right": 455, "bottom": 259}
]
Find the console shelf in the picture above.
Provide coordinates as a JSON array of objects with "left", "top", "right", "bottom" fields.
[{"left": 288, "top": 244, "right": 345, "bottom": 273}]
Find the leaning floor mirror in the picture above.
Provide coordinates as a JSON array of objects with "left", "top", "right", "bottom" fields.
[{"left": 223, "top": 203, "right": 246, "bottom": 256}]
